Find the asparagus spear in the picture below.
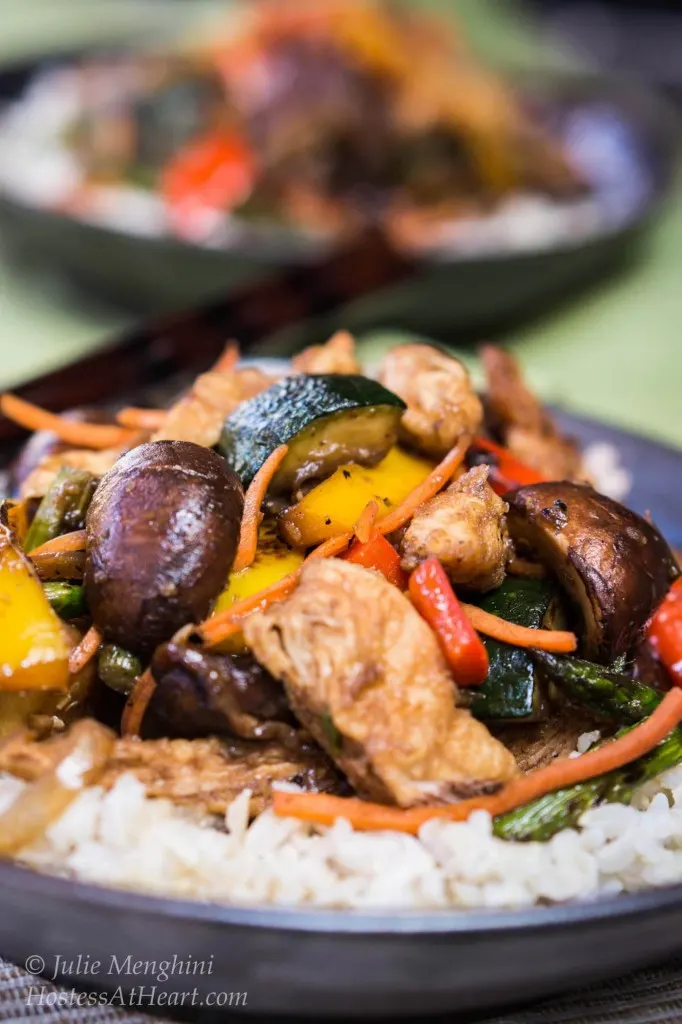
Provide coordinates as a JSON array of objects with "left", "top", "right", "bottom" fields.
[
  {"left": 494, "top": 656, "right": 678, "bottom": 841},
  {"left": 98, "top": 644, "right": 143, "bottom": 696},
  {"left": 533, "top": 650, "right": 662, "bottom": 724},
  {"left": 24, "top": 467, "right": 97, "bottom": 553},
  {"left": 43, "top": 581, "right": 87, "bottom": 620},
  {"left": 494, "top": 729, "right": 682, "bottom": 841}
]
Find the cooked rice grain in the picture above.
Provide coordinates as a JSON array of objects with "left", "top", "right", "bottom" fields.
[{"left": 3, "top": 760, "right": 682, "bottom": 910}]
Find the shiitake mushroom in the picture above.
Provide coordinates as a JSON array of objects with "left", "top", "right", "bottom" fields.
[
  {"left": 85, "top": 441, "right": 243, "bottom": 657},
  {"left": 507, "top": 482, "right": 679, "bottom": 664},
  {"left": 148, "top": 639, "right": 297, "bottom": 744}
]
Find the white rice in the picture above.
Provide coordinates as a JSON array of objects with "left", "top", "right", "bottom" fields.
[
  {"left": 582, "top": 441, "right": 633, "bottom": 503},
  {"left": 3, "top": 728, "right": 682, "bottom": 911}
]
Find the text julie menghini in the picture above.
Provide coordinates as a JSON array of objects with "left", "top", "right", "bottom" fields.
[{"left": 24, "top": 953, "right": 248, "bottom": 1009}]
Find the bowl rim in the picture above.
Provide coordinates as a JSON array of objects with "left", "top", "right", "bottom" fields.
[{"left": 2, "top": 856, "right": 682, "bottom": 936}]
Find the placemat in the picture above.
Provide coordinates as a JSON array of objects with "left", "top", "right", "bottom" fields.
[{"left": 3, "top": 954, "right": 682, "bottom": 1023}]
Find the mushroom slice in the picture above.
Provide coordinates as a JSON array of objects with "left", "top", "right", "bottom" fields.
[{"left": 507, "top": 482, "right": 679, "bottom": 663}]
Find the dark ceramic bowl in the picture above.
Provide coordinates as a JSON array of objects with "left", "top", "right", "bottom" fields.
[
  {"left": 0, "top": 50, "right": 677, "bottom": 334},
  {"left": 0, "top": 269, "right": 681, "bottom": 1018}
]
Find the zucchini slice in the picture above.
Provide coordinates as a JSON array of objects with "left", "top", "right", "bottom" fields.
[
  {"left": 470, "top": 577, "right": 557, "bottom": 722},
  {"left": 219, "top": 374, "right": 406, "bottom": 492}
]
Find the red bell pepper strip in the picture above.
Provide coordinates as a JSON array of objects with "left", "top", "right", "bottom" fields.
[
  {"left": 162, "top": 130, "right": 257, "bottom": 235},
  {"left": 471, "top": 436, "right": 546, "bottom": 495},
  {"left": 345, "top": 533, "right": 408, "bottom": 590},
  {"left": 409, "top": 558, "right": 489, "bottom": 686},
  {"left": 648, "top": 578, "right": 682, "bottom": 687}
]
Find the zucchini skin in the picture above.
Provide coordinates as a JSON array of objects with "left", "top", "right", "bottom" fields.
[
  {"left": 533, "top": 651, "right": 663, "bottom": 725},
  {"left": 470, "top": 577, "right": 555, "bottom": 721},
  {"left": 219, "top": 374, "right": 405, "bottom": 487}
]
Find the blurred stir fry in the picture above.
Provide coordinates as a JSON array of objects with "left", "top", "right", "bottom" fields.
[
  {"left": 10, "top": 0, "right": 586, "bottom": 246},
  {"left": 0, "top": 334, "right": 680, "bottom": 843}
]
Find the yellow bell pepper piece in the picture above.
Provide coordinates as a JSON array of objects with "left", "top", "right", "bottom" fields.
[
  {"left": 0, "top": 525, "right": 70, "bottom": 692},
  {"left": 279, "top": 446, "right": 434, "bottom": 548},
  {"left": 211, "top": 518, "right": 304, "bottom": 652}
]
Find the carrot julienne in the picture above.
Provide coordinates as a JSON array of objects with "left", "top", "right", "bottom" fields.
[
  {"left": 303, "top": 531, "right": 354, "bottom": 562},
  {"left": 121, "top": 668, "right": 157, "bottom": 737},
  {"left": 201, "top": 526, "right": 360, "bottom": 646},
  {"left": 353, "top": 500, "right": 379, "bottom": 545},
  {"left": 29, "top": 530, "right": 87, "bottom": 558},
  {"left": 200, "top": 572, "right": 300, "bottom": 646},
  {"left": 116, "top": 407, "right": 167, "bottom": 431},
  {"left": 378, "top": 434, "right": 470, "bottom": 536},
  {"left": 68, "top": 625, "right": 103, "bottom": 676},
  {"left": 232, "top": 445, "right": 289, "bottom": 573},
  {"left": 212, "top": 340, "right": 240, "bottom": 374},
  {"left": 0, "top": 394, "right": 135, "bottom": 450},
  {"left": 461, "top": 603, "right": 577, "bottom": 653},
  {"left": 273, "top": 688, "right": 682, "bottom": 833},
  {"left": 202, "top": 447, "right": 472, "bottom": 648}
]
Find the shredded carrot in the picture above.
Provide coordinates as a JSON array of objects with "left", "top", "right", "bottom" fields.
[
  {"left": 232, "top": 445, "right": 289, "bottom": 573},
  {"left": 116, "top": 407, "right": 167, "bottom": 431},
  {"left": 29, "top": 530, "right": 86, "bottom": 558},
  {"left": 461, "top": 603, "right": 577, "bottom": 653},
  {"left": 121, "top": 669, "right": 157, "bottom": 737},
  {"left": 353, "top": 500, "right": 379, "bottom": 545},
  {"left": 303, "top": 530, "right": 354, "bottom": 562},
  {"left": 200, "top": 572, "right": 300, "bottom": 646},
  {"left": 212, "top": 340, "right": 240, "bottom": 373},
  {"left": 201, "top": 527, "right": 356, "bottom": 646},
  {"left": 68, "top": 626, "right": 103, "bottom": 676},
  {"left": 273, "top": 688, "right": 682, "bottom": 833},
  {"left": 507, "top": 558, "right": 546, "bottom": 579},
  {"left": 1, "top": 394, "right": 135, "bottom": 451},
  {"left": 378, "top": 435, "right": 470, "bottom": 536}
]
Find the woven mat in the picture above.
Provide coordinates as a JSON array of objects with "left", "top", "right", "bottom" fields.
[{"left": 4, "top": 956, "right": 682, "bottom": 1024}]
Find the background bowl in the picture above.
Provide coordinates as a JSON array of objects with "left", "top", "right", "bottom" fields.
[{"left": 0, "top": 52, "right": 676, "bottom": 336}]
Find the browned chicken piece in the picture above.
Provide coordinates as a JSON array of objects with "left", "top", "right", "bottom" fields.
[
  {"left": 20, "top": 448, "right": 121, "bottom": 500},
  {"left": 400, "top": 465, "right": 510, "bottom": 591},
  {"left": 153, "top": 366, "right": 275, "bottom": 448},
  {"left": 378, "top": 343, "right": 483, "bottom": 458},
  {"left": 291, "top": 331, "right": 362, "bottom": 375},
  {"left": 244, "top": 559, "right": 517, "bottom": 806},
  {"left": 0, "top": 730, "right": 343, "bottom": 818},
  {"left": 480, "top": 344, "right": 588, "bottom": 482}
]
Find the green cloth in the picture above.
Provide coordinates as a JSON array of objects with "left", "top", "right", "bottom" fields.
[{"left": 0, "top": 0, "right": 680, "bottom": 448}]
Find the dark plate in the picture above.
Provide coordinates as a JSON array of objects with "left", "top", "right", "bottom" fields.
[
  {"left": 0, "top": 272, "right": 681, "bottom": 1019},
  {"left": 0, "top": 50, "right": 677, "bottom": 335}
]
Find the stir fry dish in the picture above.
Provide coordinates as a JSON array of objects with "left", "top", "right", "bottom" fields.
[
  {"left": 0, "top": 331, "right": 680, "bottom": 871},
  {"left": 10, "top": 0, "right": 586, "bottom": 246}
]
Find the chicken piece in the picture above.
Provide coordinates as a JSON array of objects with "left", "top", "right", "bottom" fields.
[
  {"left": 480, "top": 344, "right": 588, "bottom": 482},
  {"left": 154, "top": 366, "right": 275, "bottom": 448},
  {"left": 291, "top": 331, "right": 362, "bottom": 375},
  {"left": 101, "top": 736, "right": 343, "bottom": 816},
  {"left": 378, "top": 343, "right": 483, "bottom": 458},
  {"left": 0, "top": 730, "right": 343, "bottom": 818},
  {"left": 20, "top": 448, "right": 121, "bottom": 500},
  {"left": 400, "top": 465, "right": 510, "bottom": 591},
  {"left": 244, "top": 559, "right": 517, "bottom": 806}
]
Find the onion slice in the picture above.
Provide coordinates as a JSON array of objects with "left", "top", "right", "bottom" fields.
[{"left": 0, "top": 720, "right": 115, "bottom": 856}]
